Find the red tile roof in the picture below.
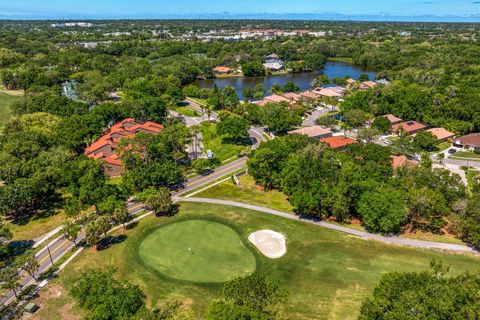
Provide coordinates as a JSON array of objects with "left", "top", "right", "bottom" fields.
[
  {"left": 455, "top": 133, "right": 480, "bottom": 148},
  {"left": 383, "top": 114, "right": 403, "bottom": 124},
  {"left": 85, "top": 118, "right": 164, "bottom": 167},
  {"left": 320, "top": 136, "right": 357, "bottom": 149},
  {"left": 288, "top": 126, "right": 333, "bottom": 138},
  {"left": 391, "top": 155, "right": 416, "bottom": 169},
  {"left": 427, "top": 128, "right": 455, "bottom": 141},
  {"left": 391, "top": 121, "right": 427, "bottom": 134}
]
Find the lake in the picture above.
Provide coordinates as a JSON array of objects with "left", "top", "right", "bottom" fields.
[{"left": 194, "top": 61, "right": 377, "bottom": 99}]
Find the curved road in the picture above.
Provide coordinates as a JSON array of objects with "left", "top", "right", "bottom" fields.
[
  {"left": 178, "top": 197, "right": 476, "bottom": 254},
  {"left": 0, "top": 117, "right": 265, "bottom": 306}
]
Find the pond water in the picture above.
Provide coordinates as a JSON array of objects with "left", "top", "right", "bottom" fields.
[{"left": 194, "top": 61, "right": 376, "bottom": 99}]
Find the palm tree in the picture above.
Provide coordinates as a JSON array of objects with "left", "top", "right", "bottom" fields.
[
  {"left": 20, "top": 251, "right": 40, "bottom": 281},
  {"left": 189, "top": 125, "right": 202, "bottom": 159}
]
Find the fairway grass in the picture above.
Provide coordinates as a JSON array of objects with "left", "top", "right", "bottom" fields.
[
  {"left": 138, "top": 219, "right": 256, "bottom": 283},
  {"left": 34, "top": 202, "right": 480, "bottom": 320}
]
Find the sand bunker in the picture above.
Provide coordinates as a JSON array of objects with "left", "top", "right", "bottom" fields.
[{"left": 248, "top": 230, "right": 286, "bottom": 259}]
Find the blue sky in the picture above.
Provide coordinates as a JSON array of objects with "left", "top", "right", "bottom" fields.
[{"left": 1, "top": 0, "right": 480, "bottom": 20}]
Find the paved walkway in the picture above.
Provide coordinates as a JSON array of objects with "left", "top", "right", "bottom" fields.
[{"left": 177, "top": 197, "right": 476, "bottom": 254}]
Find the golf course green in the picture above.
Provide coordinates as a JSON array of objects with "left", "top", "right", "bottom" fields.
[{"left": 138, "top": 219, "right": 256, "bottom": 283}]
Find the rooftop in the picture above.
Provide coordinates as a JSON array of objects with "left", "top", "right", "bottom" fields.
[
  {"left": 391, "top": 120, "right": 427, "bottom": 134},
  {"left": 455, "top": 133, "right": 480, "bottom": 147},
  {"left": 320, "top": 136, "right": 357, "bottom": 149},
  {"left": 288, "top": 126, "right": 333, "bottom": 138},
  {"left": 383, "top": 114, "right": 403, "bottom": 124},
  {"left": 427, "top": 127, "right": 455, "bottom": 140}
]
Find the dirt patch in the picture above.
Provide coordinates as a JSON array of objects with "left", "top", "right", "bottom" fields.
[{"left": 22, "top": 284, "right": 80, "bottom": 320}]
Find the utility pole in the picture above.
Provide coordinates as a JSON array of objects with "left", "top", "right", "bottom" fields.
[{"left": 46, "top": 244, "right": 54, "bottom": 267}]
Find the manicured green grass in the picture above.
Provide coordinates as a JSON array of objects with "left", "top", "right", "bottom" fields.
[
  {"left": 201, "top": 122, "right": 245, "bottom": 162},
  {"left": 189, "top": 97, "right": 208, "bottom": 106},
  {"left": 195, "top": 175, "right": 293, "bottom": 212},
  {"left": 35, "top": 202, "right": 480, "bottom": 320},
  {"left": 0, "top": 92, "right": 20, "bottom": 130},
  {"left": 173, "top": 105, "right": 200, "bottom": 117},
  {"left": 138, "top": 219, "right": 256, "bottom": 283},
  {"left": 451, "top": 151, "right": 480, "bottom": 160},
  {"left": 437, "top": 141, "right": 451, "bottom": 152}
]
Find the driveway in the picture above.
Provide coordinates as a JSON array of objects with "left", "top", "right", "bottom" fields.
[{"left": 302, "top": 105, "right": 337, "bottom": 127}]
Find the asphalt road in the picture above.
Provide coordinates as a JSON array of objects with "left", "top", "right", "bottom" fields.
[{"left": 0, "top": 118, "right": 265, "bottom": 306}]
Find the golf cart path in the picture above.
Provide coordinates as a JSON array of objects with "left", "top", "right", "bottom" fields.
[{"left": 177, "top": 197, "right": 476, "bottom": 254}]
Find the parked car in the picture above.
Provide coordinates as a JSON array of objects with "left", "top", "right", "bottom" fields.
[{"left": 448, "top": 148, "right": 457, "bottom": 154}]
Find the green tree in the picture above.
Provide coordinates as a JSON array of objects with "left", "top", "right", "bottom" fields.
[
  {"left": 0, "top": 267, "right": 21, "bottom": 300},
  {"left": 62, "top": 220, "right": 80, "bottom": 245},
  {"left": 357, "top": 185, "right": 406, "bottom": 234},
  {"left": 242, "top": 61, "right": 265, "bottom": 77},
  {"left": 282, "top": 81, "right": 299, "bottom": 93},
  {"left": 358, "top": 127, "right": 381, "bottom": 142},
  {"left": 19, "top": 250, "right": 40, "bottom": 281},
  {"left": 71, "top": 268, "right": 145, "bottom": 320},
  {"left": 206, "top": 274, "right": 288, "bottom": 319},
  {"left": 145, "top": 187, "right": 174, "bottom": 216},
  {"left": 414, "top": 131, "right": 438, "bottom": 151},
  {"left": 454, "top": 194, "right": 480, "bottom": 248},
  {"left": 372, "top": 116, "right": 392, "bottom": 133},
  {"left": 359, "top": 261, "right": 480, "bottom": 320},
  {"left": 217, "top": 114, "right": 250, "bottom": 143},
  {"left": 113, "top": 204, "right": 132, "bottom": 230}
]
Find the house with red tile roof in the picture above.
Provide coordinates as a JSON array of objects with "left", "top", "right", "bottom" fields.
[
  {"left": 383, "top": 114, "right": 403, "bottom": 125},
  {"left": 312, "top": 86, "right": 346, "bottom": 98},
  {"left": 281, "top": 92, "right": 302, "bottom": 102},
  {"left": 426, "top": 128, "right": 455, "bottom": 142},
  {"left": 454, "top": 133, "right": 480, "bottom": 151},
  {"left": 391, "top": 155, "right": 417, "bottom": 169},
  {"left": 300, "top": 91, "right": 321, "bottom": 100},
  {"left": 359, "top": 81, "right": 377, "bottom": 90},
  {"left": 213, "top": 66, "right": 233, "bottom": 74},
  {"left": 391, "top": 120, "right": 427, "bottom": 135},
  {"left": 320, "top": 136, "right": 357, "bottom": 149},
  {"left": 288, "top": 126, "right": 333, "bottom": 140},
  {"left": 84, "top": 118, "right": 164, "bottom": 176}
]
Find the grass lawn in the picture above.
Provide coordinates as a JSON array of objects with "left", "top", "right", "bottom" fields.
[
  {"left": 195, "top": 175, "right": 293, "bottom": 212},
  {"left": 437, "top": 141, "right": 451, "bottom": 152},
  {"left": 0, "top": 91, "right": 21, "bottom": 130},
  {"left": 201, "top": 122, "right": 245, "bottom": 162},
  {"left": 6, "top": 211, "right": 66, "bottom": 241},
  {"left": 451, "top": 151, "right": 480, "bottom": 160},
  {"left": 33, "top": 202, "right": 480, "bottom": 320},
  {"left": 173, "top": 105, "right": 200, "bottom": 117},
  {"left": 189, "top": 97, "right": 208, "bottom": 106},
  {"left": 139, "top": 219, "right": 256, "bottom": 283}
]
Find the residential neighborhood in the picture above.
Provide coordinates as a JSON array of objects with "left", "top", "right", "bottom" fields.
[{"left": 1, "top": 13, "right": 480, "bottom": 320}]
